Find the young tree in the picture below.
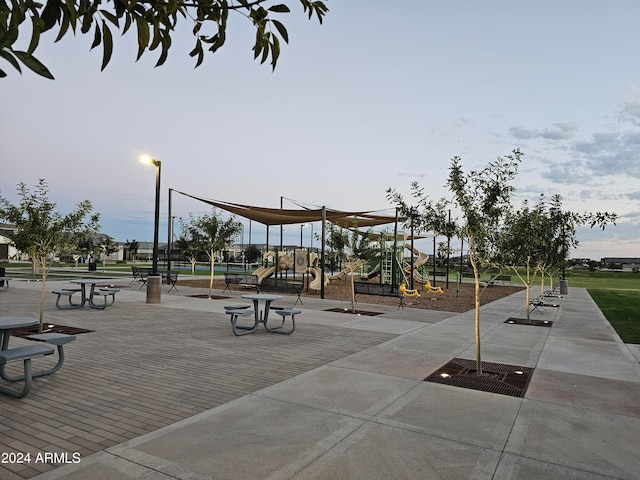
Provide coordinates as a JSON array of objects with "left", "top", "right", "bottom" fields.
[
  {"left": 125, "top": 239, "right": 139, "bottom": 262},
  {"left": 447, "top": 150, "right": 522, "bottom": 375},
  {"left": 183, "top": 209, "right": 242, "bottom": 299},
  {"left": 1, "top": 0, "right": 329, "bottom": 79},
  {"left": 99, "top": 235, "right": 119, "bottom": 272},
  {"left": 386, "top": 182, "right": 454, "bottom": 288},
  {"left": 324, "top": 224, "right": 349, "bottom": 273},
  {"left": 244, "top": 245, "right": 261, "bottom": 264},
  {"left": 0, "top": 179, "right": 100, "bottom": 331},
  {"left": 501, "top": 194, "right": 616, "bottom": 321},
  {"left": 345, "top": 227, "right": 377, "bottom": 312},
  {"left": 177, "top": 216, "right": 206, "bottom": 275},
  {"left": 500, "top": 196, "right": 551, "bottom": 322}
]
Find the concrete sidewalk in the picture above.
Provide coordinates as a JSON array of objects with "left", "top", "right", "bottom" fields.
[{"left": 3, "top": 279, "right": 639, "bottom": 479}]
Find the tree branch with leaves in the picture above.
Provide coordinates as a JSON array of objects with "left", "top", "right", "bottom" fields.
[{"left": 1, "top": 0, "right": 329, "bottom": 79}]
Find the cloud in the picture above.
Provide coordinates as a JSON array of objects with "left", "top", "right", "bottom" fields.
[
  {"left": 572, "top": 131, "right": 640, "bottom": 178},
  {"left": 396, "top": 172, "right": 426, "bottom": 178},
  {"left": 619, "top": 96, "right": 640, "bottom": 126},
  {"left": 509, "top": 123, "right": 579, "bottom": 141},
  {"left": 626, "top": 191, "right": 640, "bottom": 200}
]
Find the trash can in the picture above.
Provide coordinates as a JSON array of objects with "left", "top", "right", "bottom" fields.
[
  {"left": 559, "top": 279, "right": 568, "bottom": 295},
  {"left": 88, "top": 261, "right": 97, "bottom": 272}
]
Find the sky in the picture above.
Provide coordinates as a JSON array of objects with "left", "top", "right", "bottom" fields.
[{"left": 2, "top": 1, "right": 639, "bottom": 260}]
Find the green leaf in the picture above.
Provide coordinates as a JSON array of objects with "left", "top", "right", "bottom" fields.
[
  {"left": 28, "top": 17, "right": 42, "bottom": 54},
  {"left": 150, "top": 23, "right": 162, "bottom": 51},
  {"left": 12, "top": 50, "right": 55, "bottom": 79},
  {"left": 101, "top": 21, "right": 113, "bottom": 71},
  {"left": 0, "top": 27, "right": 19, "bottom": 48},
  {"left": 189, "top": 40, "right": 204, "bottom": 68},
  {"left": 268, "top": 4, "right": 290, "bottom": 13},
  {"left": 123, "top": 14, "right": 133, "bottom": 34},
  {"left": 91, "top": 24, "right": 101, "bottom": 50},
  {"left": 0, "top": 48, "right": 21, "bottom": 73},
  {"left": 41, "top": 0, "right": 62, "bottom": 32},
  {"left": 100, "top": 10, "right": 120, "bottom": 28},
  {"left": 155, "top": 34, "right": 171, "bottom": 67},
  {"left": 81, "top": 10, "right": 93, "bottom": 34},
  {"left": 271, "top": 20, "right": 288, "bottom": 43},
  {"left": 135, "top": 16, "right": 150, "bottom": 61},
  {"left": 54, "top": 15, "right": 71, "bottom": 42},
  {"left": 270, "top": 35, "right": 280, "bottom": 70}
]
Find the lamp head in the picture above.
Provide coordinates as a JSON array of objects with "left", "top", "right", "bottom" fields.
[{"left": 139, "top": 154, "right": 160, "bottom": 167}]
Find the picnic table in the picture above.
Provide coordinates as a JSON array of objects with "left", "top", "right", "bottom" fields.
[
  {"left": 0, "top": 316, "right": 53, "bottom": 397},
  {"left": 227, "top": 293, "right": 299, "bottom": 336},
  {"left": 62, "top": 278, "right": 119, "bottom": 309}
]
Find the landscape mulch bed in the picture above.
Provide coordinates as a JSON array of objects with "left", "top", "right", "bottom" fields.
[
  {"left": 425, "top": 358, "right": 534, "bottom": 398},
  {"left": 11, "top": 324, "right": 94, "bottom": 338},
  {"left": 178, "top": 278, "right": 524, "bottom": 313}
]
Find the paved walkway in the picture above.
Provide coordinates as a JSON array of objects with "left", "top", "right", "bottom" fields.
[{"left": 1, "top": 278, "right": 639, "bottom": 479}]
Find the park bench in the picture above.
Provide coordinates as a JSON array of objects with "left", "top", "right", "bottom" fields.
[
  {"left": 488, "top": 275, "right": 512, "bottom": 285},
  {"left": 259, "top": 277, "right": 304, "bottom": 305},
  {"left": 0, "top": 345, "right": 54, "bottom": 398},
  {"left": 353, "top": 281, "right": 404, "bottom": 309},
  {"left": 223, "top": 273, "right": 259, "bottom": 292}
]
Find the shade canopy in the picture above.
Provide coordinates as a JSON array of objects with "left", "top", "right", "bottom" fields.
[{"left": 174, "top": 191, "right": 398, "bottom": 228}]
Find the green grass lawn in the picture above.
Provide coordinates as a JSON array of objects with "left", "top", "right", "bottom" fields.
[{"left": 586, "top": 289, "right": 640, "bottom": 344}]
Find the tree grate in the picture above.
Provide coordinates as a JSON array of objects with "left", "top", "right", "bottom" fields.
[
  {"left": 424, "top": 358, "right": 534, "bottom": 398},
  {"left": 189, "top": 294, "right": 232, "bottom": 299},
  {"left": 11, "top": 324, "right": 94, "bottom": 338},
  {"left": 505, "top": 317, "right": 553, "bottom": 327},
  {"left": 324, "top": 308, "right": 382, "bottom": 316}
]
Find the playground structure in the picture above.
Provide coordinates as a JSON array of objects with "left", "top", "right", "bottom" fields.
[
  {"left": 358, "top": 238, "right": 444, "bottom": 294},
  {"left": 250, "top": 250, "right": 328, "bottom": 291},
  {"left": 169, "top": 190, "right": 455, "bottom": 297},
  {"left": 242, "top": 234, "right": 446, "bottom": 296}
]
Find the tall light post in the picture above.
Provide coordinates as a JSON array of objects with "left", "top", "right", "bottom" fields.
[{"left": 140, "top": 154, "right": 162, "bottom": 303}]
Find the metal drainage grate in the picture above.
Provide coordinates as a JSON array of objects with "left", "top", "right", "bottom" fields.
[
  {"left": 505, "top": 317, "right": 553, "bottom": 327},
  {"left": 324, "top": 308, "right": 383, "bottom": 316},
  {"left": 424, "top": 358, "right": 534, "bottom": 398},
  {"left": 12, "top": 325, "right": 94, "bottom": 338}
]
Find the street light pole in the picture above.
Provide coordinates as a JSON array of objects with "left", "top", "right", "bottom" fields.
[{"left": 140, "top": 154, "right": 162, "bottom": 304}]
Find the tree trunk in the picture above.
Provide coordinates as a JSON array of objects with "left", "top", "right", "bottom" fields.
[
  {"left": 470, "top": 254, "right": 482, "bottom": 376},
  {"left": 208, "top": 249, "right": 215, "bottom": 299},
  {"left": 350, "top": 265, "right": 356, "bottom": 313},
  {"left": 38, "top": 255, "right": 48, "bottom": 333}
]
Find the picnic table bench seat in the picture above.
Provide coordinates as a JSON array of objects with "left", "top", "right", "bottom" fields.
[
  {"left": 52, "top": 289, "right": 83, "bottom": 309},
  {"left": 266, "top": 308, "right": 300, "bottom": 335},
  {"left": 226, "top": 308, "right": 257, "bottom": 336},
  {"left": 0, "top": 345, "right": 54, "bottom": 398},
  {"left": 91, "top": 288, "right": 120, "bottom": 309}
]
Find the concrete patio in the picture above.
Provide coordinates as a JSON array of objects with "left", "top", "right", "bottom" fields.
[{"left": 1, "top": 277, "right": 638, "bottom": 479}]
